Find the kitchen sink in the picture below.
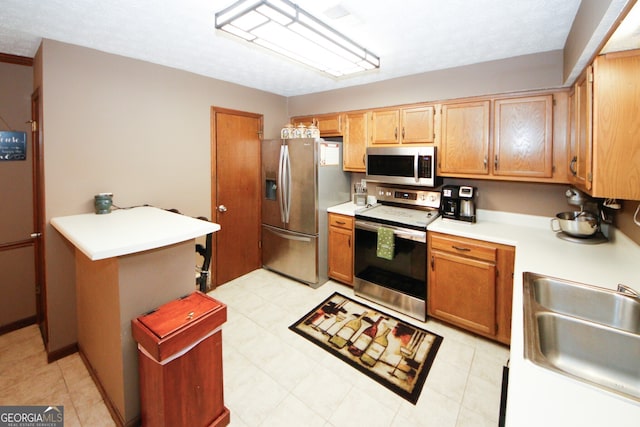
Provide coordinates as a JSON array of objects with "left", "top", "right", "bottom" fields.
[
  {"left": 531, "top": 274, "right": 640, "bottom": 334},
  {"left": 523, "top": 272, "right": 640, "bottom": 402}
]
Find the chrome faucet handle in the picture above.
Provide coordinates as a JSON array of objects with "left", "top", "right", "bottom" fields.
[{"left": 617, "top": 284, "right": 640, "bottom": 298}]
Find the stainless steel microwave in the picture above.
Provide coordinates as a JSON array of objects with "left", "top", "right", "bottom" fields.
[{"left": 365, "top": 146, "right": 439, "bottom": 187}]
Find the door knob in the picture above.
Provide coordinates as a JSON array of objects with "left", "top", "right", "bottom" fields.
[
  {"left": 30, "top": 232, "right": 42, "bottom": 238},
  {"left": 218, "top": 205, "right": 227, "bottom": 212}
]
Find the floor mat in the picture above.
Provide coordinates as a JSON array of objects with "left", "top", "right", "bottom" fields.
[{"left": 289, "top": 292, "right": 443, "bottom": 404}]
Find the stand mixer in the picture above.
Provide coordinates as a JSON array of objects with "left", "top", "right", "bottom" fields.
[{"left": 554, "top": 188, "right": 608, "bottom": 244}]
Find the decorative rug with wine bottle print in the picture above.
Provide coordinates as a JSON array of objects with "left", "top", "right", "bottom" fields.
[{"left": 289, "top": 292, "right": 443, "bottom": 404}]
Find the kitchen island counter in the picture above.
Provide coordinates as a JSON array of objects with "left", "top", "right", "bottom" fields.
[
  {"left": 428, "top": 209, "right": 640, "bottom": 427},
  {"left": 51, "top": 205, "right": 220, "bottom": 260},
  {"left": 51, "top": 206, "right": 220, "bottom": 426}
]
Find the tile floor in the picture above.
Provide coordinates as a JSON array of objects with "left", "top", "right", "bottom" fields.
[{"left": 0, "top": 268, "right": 509, "bottom": 427}]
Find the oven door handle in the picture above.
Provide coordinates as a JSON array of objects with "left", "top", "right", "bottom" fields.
[{"left": 355, "top": 220, "right": 426, "bottom": 243}]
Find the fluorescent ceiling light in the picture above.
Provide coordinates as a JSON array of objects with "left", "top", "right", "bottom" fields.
[{"left": 215, "top": 0, "right": 380, "bottom": 77}]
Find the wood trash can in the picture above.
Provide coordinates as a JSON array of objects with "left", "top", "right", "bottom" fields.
[{"left": 132, "top": 291, "right": 230, "bottom": 427}]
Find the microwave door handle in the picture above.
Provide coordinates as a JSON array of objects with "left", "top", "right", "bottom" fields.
[{"left": 414, "top": 155, "right": 419, "bottom": 183}]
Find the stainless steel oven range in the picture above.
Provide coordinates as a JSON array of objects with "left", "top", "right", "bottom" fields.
[{"left": 354, "top": 186, "right": 441, "bottom": 321}]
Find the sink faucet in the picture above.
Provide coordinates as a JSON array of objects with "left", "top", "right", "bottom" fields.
[{"left": 617, "top": 284, "right": 640, "bottom": 299}]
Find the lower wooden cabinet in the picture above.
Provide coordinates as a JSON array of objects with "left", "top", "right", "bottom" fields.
[
  {"left": 428, "top": 232, "right": 515, "bottom": 344},
  {"left": 328, "top": 213, "right": 354, "bottom": 285}
]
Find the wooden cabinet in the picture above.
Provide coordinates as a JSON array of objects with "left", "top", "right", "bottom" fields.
[
  {"left": 588, "top": 51, "right": 640, "bottom": 199},
  {"left": 292, "top": 113, "right": 343, "bottom": 136},
  {"left": 328, "top": 213, "right": 354, "bottom": 285},
  {"left": 568, "top": 66, "right": 593, "bottom": 190},
  {"left": 343, "top": 111, "right": 369, "bottom": 172},
  {"left": 439, "top": 95, "right": 555, "bottom": 181},
  {"left": 428, "top": 232, "right": 514, "bottom": 345},
  {"left": 493, "top": 95, "right": 553, "bottom": 178},
  {"left": 370, "top": 105, "right": 435, "bottom": 145},
  {"left": 439, "top": 100, "right": 491, "bottom": 175}
]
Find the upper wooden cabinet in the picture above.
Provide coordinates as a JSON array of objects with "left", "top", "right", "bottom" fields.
[
  {"left": 493, "top": 95, "right": 553, "bottom": 178},
  {"left": 439, "top": 95, "right": 556, "bottom": 180},
  {"left": 589, "top": 51, "right": 640, "bottom": 199},
  {"left": 289, "top": 88, "right": 569, "bottom": 181},
  {"left": 292, "top": 113, "right": 343, "bottom": 136},
  {"left": 343, "top": 111, "right": 369, "bottom": 172},
  {"left": 568, "top": 66, "right": 593, "bottom": 190},
  {"left": 370, "top": 105, "right": 435, "bottom": 145},
  {"left": 439, "top": 100, "right": 491, "bottom": 175}
]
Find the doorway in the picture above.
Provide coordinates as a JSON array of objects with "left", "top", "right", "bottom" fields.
[
  {"left": 0, "top": 59, "right": 43, "bottom": 341},
  {"left": 211, "top": 108, "right": 262, "bottom": 286}
]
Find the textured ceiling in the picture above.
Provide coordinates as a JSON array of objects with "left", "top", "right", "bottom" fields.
[{"left": 0, "top": 0, "right": 630, "bottom": 96}]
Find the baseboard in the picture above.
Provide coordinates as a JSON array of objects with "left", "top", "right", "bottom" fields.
[
  {"left": 0, "top": 316, "right": 37, "bottom": 336},
  {"left": 78, "top": 348, "right": 140, "bottom": 427},
  {"left": 46, "top": 342, "right": 78, "bottom": 363}
]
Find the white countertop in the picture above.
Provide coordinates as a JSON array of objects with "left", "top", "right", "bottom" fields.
[
  {"left": 328, "top": 201, "right": 640, "bottom": 425},
  {"left": 427, "top": 209, "right": 640, "bottom": 427},
  {"left": 327, "top": 201, "right": 364, "bottom": 216},
  {"left": 51, "top": 206, "right": 220, "bottom": 261}
]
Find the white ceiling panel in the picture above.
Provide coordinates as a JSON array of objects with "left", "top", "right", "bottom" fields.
[{"left": 0, "top": 0, "right": 631, "bottom": 96}]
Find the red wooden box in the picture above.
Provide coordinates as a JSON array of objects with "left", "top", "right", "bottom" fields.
[{"left": 132, "top": 291, "right": 229, "bottom": 427}]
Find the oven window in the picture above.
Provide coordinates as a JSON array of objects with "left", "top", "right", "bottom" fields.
[{"left": 354, "top": 228, "right": 426, "bottom": 299}]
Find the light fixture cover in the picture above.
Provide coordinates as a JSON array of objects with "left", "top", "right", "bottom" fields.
[{"left": 215, "top": 0, "right": 380, "bottom": 77}]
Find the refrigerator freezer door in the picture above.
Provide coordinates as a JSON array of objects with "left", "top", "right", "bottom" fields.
[
  {"left": 262, "top": 139, "right": 285, "bottom": 228},
  {"left": 285, "top": 138, "right": 317, "bottom": 235},
  {"left": 262, "top": 224, "right": 318, "bottom": 286}
]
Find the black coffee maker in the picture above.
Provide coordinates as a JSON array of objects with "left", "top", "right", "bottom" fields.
[{"left": 441, "top": 185, "right": 476, "bottom": 223}]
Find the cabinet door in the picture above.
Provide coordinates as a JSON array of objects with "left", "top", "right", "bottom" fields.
[
  {"left": 343, "top": 112, "right": 368, "bottom": 172},
  {"left": 328, "top": 225, "right": 353, "bottom": 285},
  {"left": 371, "top": 109, "right": 400, "bottom": 144},
  {"left": 439, "top": 101, "right": 490, "bottom": 174},
  {"left": 572, "top": 67, "right": 593, "bottom": 190},
  {"left": 401, "top": 106, "right": 435, "bottom": 144},
  {"left": 592, "top": 52, "right": 640, "bottom": 199},
  {"left": 493, "top": 95, "right": 553, "bottom": 178},
  {"left": 291, "top": 116, "right": 315, "bottom": 127},
  {"left": 429, "top": 250, "right": 496, "bottom": 336},
  {"left": 316, "top": 114, "right": 343, "bottom": 136}
]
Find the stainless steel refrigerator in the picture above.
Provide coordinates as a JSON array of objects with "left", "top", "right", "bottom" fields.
[{"left": 262, "top": 137, "right": 350, "bottom": 288}]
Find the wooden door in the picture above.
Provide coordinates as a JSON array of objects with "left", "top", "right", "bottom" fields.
[
  {"left": 439, "top": 101, "right": 490, "bottom": 175},
  {"left": 212, "top": 108, "right": 262, "bottom": 286},
  {"left": 327, "top": 214, "right": 353, "bottom": 285},
  {"left": 573, "top": 67, "right": 593, "bottom": 190},
  {"left": 592, "top": 51, "right": 640, "bottom": 199},
  {"left": 493, "top": 95, "right": 553, "bottom": 178},
  {"left": 401, "top": 106, "right": 435, "bottom": 144},
  {"left": 429, "top": 250, "right": 496, "bottom": 336},
  {"left": 343, "top": 111, "right": 368, "bottom": 172},
  {"left": 370, "top": 109, "right": 400, "bottom": 144},
  {"left": 0, "top": 58, "right": 42, "bottom": 339},
  {"left": 32, "top": 89, "right": 46, "bottom": 342}
]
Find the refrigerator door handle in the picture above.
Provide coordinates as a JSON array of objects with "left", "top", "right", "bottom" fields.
[
  {"left": 278, "top": 144, "right": 286, "bottom": 223},
  {"left": 266, "top": 227, "right": 312, "bottom": 242},
  {"left": 284, "top": 144, "right": 292, "bottom": 223}
]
